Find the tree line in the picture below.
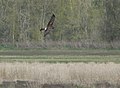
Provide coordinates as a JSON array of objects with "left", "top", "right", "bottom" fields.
[{"left": 0, "top": 0, "right": 120, "bottom": 48}]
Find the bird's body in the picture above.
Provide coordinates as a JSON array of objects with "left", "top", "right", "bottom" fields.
[{"left": 40, "top": 14, "right": 55, "bottom": 37}]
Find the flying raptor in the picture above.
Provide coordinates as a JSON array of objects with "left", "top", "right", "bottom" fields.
[{"left": 40, "top": 14, "right": 55, "bottom": 37}]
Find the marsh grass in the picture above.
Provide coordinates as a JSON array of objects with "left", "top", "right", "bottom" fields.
[{"left": 0, "top": 62, "right": 120, "bottom": 87}]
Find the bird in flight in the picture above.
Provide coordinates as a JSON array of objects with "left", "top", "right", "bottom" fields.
[{"left": 40, "top": 14, "right": 55, "bottom": 37}]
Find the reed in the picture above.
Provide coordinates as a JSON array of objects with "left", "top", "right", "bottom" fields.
[{"left": 0, "top": 62, "right": 120, "bottom": 87}]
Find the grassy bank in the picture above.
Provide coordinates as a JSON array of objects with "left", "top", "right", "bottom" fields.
[
  {"left": 0, "top": 50, "right": 120, "bottom": 63},
  {"left": 0, "top": 55, "right": 120, "bottom": 63},
  {"left": 0, "top": 49, "right": 120, "bottom": 56}
]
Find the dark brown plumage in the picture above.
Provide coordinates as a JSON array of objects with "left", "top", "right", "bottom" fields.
[{"left": 40, "top": 14, "right": 55, "bottom": 37}]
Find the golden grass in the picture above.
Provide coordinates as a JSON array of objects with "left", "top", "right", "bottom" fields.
[{"left": 0, "top": 62, "right": 120, "bottom": 87}]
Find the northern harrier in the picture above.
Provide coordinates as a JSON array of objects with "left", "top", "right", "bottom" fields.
[{"left": 40, "top": 14, "right": 55, "bottom": 37}]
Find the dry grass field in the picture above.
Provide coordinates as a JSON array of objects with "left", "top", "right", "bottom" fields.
[
  {"left": 0, "top": 62, "right": 120, "bottom": 87},
  {"left": 0, "top": 50, "right": 120, "bottom": 88}
]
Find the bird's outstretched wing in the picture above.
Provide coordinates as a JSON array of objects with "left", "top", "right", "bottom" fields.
[
  {"left": 47, "top": 14, "right": 55, "bottom": 30},
  {"left": 40, "top": 28, "right": 45, "bottom": 31},
  {"left": 44, "top": 14, "right": 55, "bottom": 37}
]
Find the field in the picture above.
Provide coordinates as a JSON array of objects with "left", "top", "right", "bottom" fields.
[{"left": 0, "top": 50, "right": 120, "bottom": 88}]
